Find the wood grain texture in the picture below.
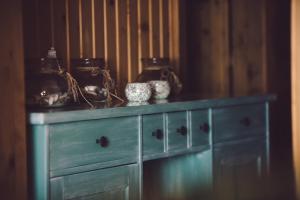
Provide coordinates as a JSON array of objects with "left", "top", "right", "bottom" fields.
[
  {"left": 231, "top": 0, "right": 267, "bottom": 96},
  {"left": 212, "top": 103, "right": 266, "bottom": 143},
  {"left": 0, "top": 0, "right": 27, "bottom": 199},
  {"left": 50, "top": 164, "right": 139, "bottom": 200},
  {"left": 213, "top": 139, "right": 268, "bottom": 200},
  {"left": 185, "top": 0, "right": 229, "bottom": 96},
  {"left": 190, "top": 109, "right": 210, "bottom": 147},
  {"left": 167, "top": 111, "right": 188, "bottom": 151},
  {"left": 49, "top": 117, "right": 139, "bottom": 170},
  {"left": 142, "top": 114, "right": 165, "bottom": 156},
  {"left": 292, "top": 0, "right": 300, "bottom": 197},
  {"left": 143, "top": 150, "right": 213, "bottom": 200},
  {"left": 69, "top": 0, "right": 81, "bottom": 60}
]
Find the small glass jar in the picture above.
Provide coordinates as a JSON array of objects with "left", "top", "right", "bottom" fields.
[
  {"left": 71, "top": 58, "right": 108, "bottom": 102},
  {"left": 136, "top": 57, "right": 182, "bottom": 96},
  {"left": 26, "top": 48, "right": 71, "bottom": 107}
]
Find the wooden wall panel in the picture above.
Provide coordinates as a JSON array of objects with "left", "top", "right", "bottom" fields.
[
  {"left": 116, "top": 0, "right": 129, "bottom": 90},
  {"left": 82, "top": 0, "right": 93, "bottom": 58},
  {"left": 185, "top": 0, "right": 229, "bottom": 97},
  {"left": 292, "top": 0, "right": 300, "bottom": 197},
  {"left": 138, "top": 0, "right": 150, "bottom": 68},
  {"left": 53, "top": 0, "right": 68, "bottom": 67},
  {"left": 23, "top": 0, "right": 179, "bottom": 94},
  {"left": 0, "top": 0, "right": 27, "bottom": 199},
  {"left": 69, "top": 0, "right": 80, "bottom": 62},
  {"left": 231, "top": 0, "right": 267, "bottom": 96},
  {"left": 94, "top": 0, "right": 105, "bottom": 58},
  {"left": 129, "top": 0, "right": 139, "bottom": 81}
]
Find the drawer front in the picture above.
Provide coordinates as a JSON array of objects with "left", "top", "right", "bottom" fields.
[
  {"left": 50, "top": 164, "right": 139, "bottom": 200},
  {"left": 143, "top": 114, "right": 165, "bottom": 156},
  {"left": 213, "top": 104, "right": 266, "bottom": 143},
  {"left": 167, "top": 111, "right": 188, "bottom": 151},
  {"left": 49, "top": 117, "right": 139, "bottom": 170},
  {"left": 191, "top": 109, "right": 210, "bottom": 147}
]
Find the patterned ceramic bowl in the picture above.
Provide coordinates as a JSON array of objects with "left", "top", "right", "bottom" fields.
[
  {"left": 125, "top": 82, "right": 152, "bottom": 102},
  {"left": 148, "top": 80, "right": 171, "bottom": 99}
]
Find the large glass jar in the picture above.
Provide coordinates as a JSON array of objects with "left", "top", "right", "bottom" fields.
[
  {"left": 71, "top": 58, "right": 108, "bottom": 102},
  {"left": 26, "top": 48, "right": 71, "bottom": 107},
  {"left": 136, "top": 57, "right": 182, "bottom": 96}
]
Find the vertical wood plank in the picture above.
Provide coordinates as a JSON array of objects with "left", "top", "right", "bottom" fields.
[
  {"left": 162, "top": 0, "right": 169, "bottom": 57},
  {"left": 116, "top": 0, "right": 129, "bottom": 90},
  {"left": 104, "top": 0, "right": 117, "bottom": 84},
  {"left": 186, "top": 0, "right": 211, "bottom": 94},
  {"left": 292, "top": 0, "right": 300, "bottom": 197},
  {"left": 231, "top": 0, "right": 266, "bottom": 96},
  {"left": 94, "top": 0, "right": 105, "bottom": 58},
  {"left": 168, "top": 0, "right": 180, "bottom": 73},
  {"left": 38, "top": 0, "right": 52, "bottom": 57},
  {"left": 129, "top": 0, "right": 139, "bottom": 81},
  {"left": 69, "top": 0, "right": 80, "bottom": 60},
  {"left": 23, "top": 0, "right": 39, "bottom": 59},
  {"left": 0, "top": 0, "right": 27, "bottom": 199},
  {"left": 53, "top": 0, "right": 68, "bottom": 68},
  {"left": 210, "top": 0, "right": 229, "bottom": 96},
  {"left": 138, "top": 0, "right": 150, "bottom": 69},
  {"left": 82, "top": 0, "right": 93, "bottom": 58},
  {"left": 151, "top": 0, "right": 160, "bottom": 57}
]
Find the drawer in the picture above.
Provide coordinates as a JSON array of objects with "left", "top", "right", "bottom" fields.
[
  {"left": 143, "top": 114, "right": 165, "bottom": 156},
  {"left": 50, "top": 164, "right": 139, "bottom": 200},
  {"left": 190, "top": 109, "right": 210, "bottom": 147},
  {"left": 212, "top": 104, "right": 266, "bottom": 143},
  {"left": 49, "top": 117, "right": 139, "bottom": 170},
  {"left": 167, "top": 111, "right": 188, "bottom": 151}
]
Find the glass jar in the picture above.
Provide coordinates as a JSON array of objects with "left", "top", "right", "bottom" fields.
[
  {"left": 26, "top": 48, "right": 71, "bottom": 107},
  {"left": 136, "top": 57, "right": 182, "bottom": 96},
  {"left": 71, "top": 58, "right": 108, "bottom": 102}
]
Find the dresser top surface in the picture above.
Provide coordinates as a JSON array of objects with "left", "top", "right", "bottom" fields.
[{"left": 27, "top": 94, "right": 276, "bottom": 125}]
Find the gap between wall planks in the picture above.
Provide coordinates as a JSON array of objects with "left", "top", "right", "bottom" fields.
[
  {"left": 23, "top": 0, "right": 180, "bottom": 93},
  {"left": 292, "top": 0, "right": 300, "bottom": 197}
]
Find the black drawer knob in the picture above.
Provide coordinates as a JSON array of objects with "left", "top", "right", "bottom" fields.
[
  {"left": 152, "top": 129, "right": 164, "bottom": 140},
  {"left": 177, "top": 126, "right": 187, "bottom": 136},
  {"left": 200, "top": 122, "right": 210, "bottom": 133},
  {"left": 96, "top": 136, "right": 109, "bottom": 147},
  {"left": 240, "top": 117, "right": 251, "bottom": 127}
]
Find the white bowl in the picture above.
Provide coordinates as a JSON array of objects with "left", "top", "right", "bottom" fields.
[
  {"left": 148, "top": 80, "right": 170, "bottom": 99},
  {"left": 125, "top": 82, "right": 152, "bottom": 102}
]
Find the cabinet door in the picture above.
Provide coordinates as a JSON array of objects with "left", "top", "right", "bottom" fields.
[
  {"left": 143, "top": 149, "right": 212, "bottom": 200},
  {"left": 213, "top": 140, "right": 268, "bottom": 200},
  {"left": 50, "top": 164, "right": 139, "bottom": 200}
]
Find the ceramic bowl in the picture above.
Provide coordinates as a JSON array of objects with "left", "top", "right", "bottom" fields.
[
  {"left": 125, "top": 82, "right": 152, "bottom": 102},
  {"left": 148, "top": 80, "right": 171, "bottom": 99}
]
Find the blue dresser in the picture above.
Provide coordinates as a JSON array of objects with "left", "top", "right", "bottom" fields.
[{"left": 28, "top": 95, "right": 275, "bottom": 200}]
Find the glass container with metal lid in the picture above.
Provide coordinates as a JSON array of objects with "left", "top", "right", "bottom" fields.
[
  {"left": 25, "top": 47, "right": 71, "bottom": 107},
  {"left": 136, "top": 57, "right": 182, "bottom": 96},
  {"left": 71, "top": 58, "right": 111, "bottom": 102}
]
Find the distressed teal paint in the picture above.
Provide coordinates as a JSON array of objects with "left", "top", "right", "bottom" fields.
[
  {"left": 212, "top": 103, "right": 266, "bottom": 143},
  {"left": 49, "top": 117, "right": 139, "bottom": 170},
  {"left": 167, "top": 111, "right": 188, "bottom": 151},
  {"left": 28, "top": 95, "right": 276, "bottom": 125},
  {"left": 28, "top": 95, "right": 275, "bottom": 200},
  {"left": 213, "top": 139, "right": 268, "bottom": 200},
  {"left": 31, "top": 125, "right": 49, "bottom": 200}
]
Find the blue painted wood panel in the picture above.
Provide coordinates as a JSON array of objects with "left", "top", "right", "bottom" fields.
[
  {"left": 167, "top": 111, "right": 188, "bottom": 151},
  {"left": 142, "top": 114, "right": 165, "bottom": 156},
  {"left": 212, "top": 103, "right": 266, "bottom": 143},
  {"left": 49, "top": 117, "right": 139, "bottom": 170},
  {"left": 190, "top": 109, "right": 210, "bottom": 147},
  {"left": 50, "top": 164, "right": 139, "bottom": 200}
]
